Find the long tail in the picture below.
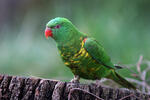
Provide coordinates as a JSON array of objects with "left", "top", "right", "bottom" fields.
[{"left": 108, "top": 70, "right": 136, "bottom": 90}]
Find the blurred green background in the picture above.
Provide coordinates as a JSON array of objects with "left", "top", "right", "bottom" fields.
[{"left": 0, "top": 0, "right": 150, "bottom": 82}]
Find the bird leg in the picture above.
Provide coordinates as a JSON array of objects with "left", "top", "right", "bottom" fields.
[{"left": 70, "top": 75, "right": 80, "bottom": 83}]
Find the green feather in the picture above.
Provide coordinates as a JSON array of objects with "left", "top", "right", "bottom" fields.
[
  {"left": 46, "top": 17, "right": 136, "bottom": 89},
  {"left": 84, "top": 38, "right": 115, "bottom": 69}
]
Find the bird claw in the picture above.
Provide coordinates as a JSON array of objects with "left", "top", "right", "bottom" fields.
[
  {"left": 70, "top": 79, "right": 80, "bottom": 83},
  {"left": 70, "top": 75, "right": 80, "bottom": 83}
]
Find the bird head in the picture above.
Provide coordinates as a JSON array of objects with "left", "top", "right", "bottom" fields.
[{"left": 45, "top": 17, "right": 78, "bottom": 43}]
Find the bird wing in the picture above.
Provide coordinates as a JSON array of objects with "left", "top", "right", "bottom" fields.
[{"left": 83, "top": 38, "right": 115, "bottom": 69}]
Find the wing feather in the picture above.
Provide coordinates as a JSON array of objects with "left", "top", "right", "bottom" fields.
[{"left": 83, "top": 38, "right": 115, "bottom": 69}]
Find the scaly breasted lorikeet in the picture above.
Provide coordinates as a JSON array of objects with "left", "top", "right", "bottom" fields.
[{"left": 45, "top": 17, "right": 136, "bottom": 89}]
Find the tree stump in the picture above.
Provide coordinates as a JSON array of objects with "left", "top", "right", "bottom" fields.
[{"left": 0, "top": 74, "right": 149, "bottom": 100}]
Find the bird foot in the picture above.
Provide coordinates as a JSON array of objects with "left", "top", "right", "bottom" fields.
[
  {"left": 70, "top": 79, "right": 80, "bottom": 83},
  {"left": 70, "top": 75, "right": 80, "bottom": 83}
]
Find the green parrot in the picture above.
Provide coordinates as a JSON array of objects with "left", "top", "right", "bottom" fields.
[{"left": 45, "top": 17, "right": 136, "bottom": 89}]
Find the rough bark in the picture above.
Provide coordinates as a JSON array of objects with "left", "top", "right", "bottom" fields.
[{"left": 0, "top": 74, "right": 149, "bottom": 100}]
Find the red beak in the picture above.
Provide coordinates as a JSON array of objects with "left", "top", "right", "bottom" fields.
[{"left": 45, "top": 27, "right": 53, "bottom": 39}]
